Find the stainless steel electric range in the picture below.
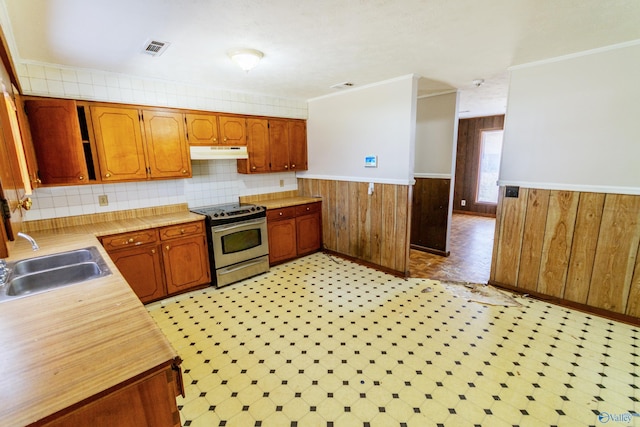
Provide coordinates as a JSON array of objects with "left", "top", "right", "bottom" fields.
[{"left": 190, "top": 203, "right": 269, "bottom": 288}]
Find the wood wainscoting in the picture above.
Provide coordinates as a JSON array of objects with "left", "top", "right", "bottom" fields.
[
  {"left": 297, "top": 178, "right": 411, "bottom": 276},
  {"left": 490, "top": 186, "right": 640, "bottom": 323}
]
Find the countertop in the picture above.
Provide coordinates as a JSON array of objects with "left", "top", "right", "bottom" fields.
[
  {"left": 0, "top": 216, "right": 198, "bottom": 425},
  {"left": 258, "top": 196, "right": 321, "bottom": 210}
]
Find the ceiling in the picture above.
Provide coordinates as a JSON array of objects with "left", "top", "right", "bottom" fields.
[{"left": 3, "top": 0, "right": 640, "bottom": 118}]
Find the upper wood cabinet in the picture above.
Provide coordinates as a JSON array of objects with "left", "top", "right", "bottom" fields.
[
  {"left": 91, "top": 106, "right": 191, "bottom": 182},
  {"left": 218, "top": 115, "right": 246, "bottom": 146},
  {"left": 238, "top": 118, "right": 308, "bottom": 174},
  {"left": 24, "top": 99, "right": 90, "bottom": 185},
  {"left": 185, "top": 113, "right": 220, "bottom": 146},
  {"left": 238, "top": 118, "right": 270, "bottom": 173},
  {"left": 288, "top": 120, "right": 308, "bottom": 172}
]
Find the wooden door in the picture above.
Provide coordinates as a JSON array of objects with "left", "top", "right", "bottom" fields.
[
  {"left": 185, "top": 113, "right": 219, "bottom": 146},
  {"left": 91, "top": 106, "right": 147, "bottom": 181},
  {"left": 143, "top": 110, "right": 191, "bottom": 179},
  {"left": 288, "top": 120, "right": 307, "bottom": 171},
  {"left": 410, "top": 178, "right": 451, "bottom": 255},
  {"left": 269, "top": 119, "right": 290, "bottom": 172},
  {"left": 268, "top": 218, "right": 297, "bottom": 264},
  {"left": 162, "top": 235, "right": 210, "bottom": 294},
  {"left": 24, "top": 99, "right": 89, "bottom": 185},
  {"left": 108, "top": 245, "right": 165, "bottom": 303},
  {"left": 218, "top": 115, "right": 246, "bottom": 146},
  {"left": 241, "top": 118, "right": 270, "bottom": 173},
  {"left": 296, "top": 212, "right": 321, "bottom": 256}
]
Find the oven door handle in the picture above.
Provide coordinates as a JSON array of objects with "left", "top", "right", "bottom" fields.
[
  {"left": 213, "top": 218, "right": 265, "bottom": 233},
  {"left": 219, "top": 258, "right": 266, "bottom": 275}
]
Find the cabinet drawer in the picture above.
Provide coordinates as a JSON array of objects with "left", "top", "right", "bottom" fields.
[
  {"left": 160, "top": 221, "right": 204, "bottom": 241},
  {"left": 101, "top": 229, "right": 159, "bottom": 251},
  {"left": 267, "top": 206, "right": 296, "bottom": 221},
  {"left": 295, "top": 202, "right": 321, "bottom": 216}
]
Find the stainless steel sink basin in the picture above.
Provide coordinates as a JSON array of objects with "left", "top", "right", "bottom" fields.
[
  {"left": 0, "top": 247, "right": 112, "bottom": 302},
  {"left": 12, "top": 248, "right": 95, "bottom": 275}
]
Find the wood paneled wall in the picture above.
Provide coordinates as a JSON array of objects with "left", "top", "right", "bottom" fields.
[
  {"left": 491, "top": 186, "right": 640, "bottom": 321},
  {"left": 411, "top": 178, "right": 450, "bottom": 254},
  {"left": 298, "top": 178, "right": 411, "bottom": 275},
  {"left": 454, "top": 115, "right": 504, "bottom": 216}
]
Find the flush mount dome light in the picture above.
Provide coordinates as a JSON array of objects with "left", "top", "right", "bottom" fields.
[{"left": 229, "top": 48, "right": 264, "bottom": 71}]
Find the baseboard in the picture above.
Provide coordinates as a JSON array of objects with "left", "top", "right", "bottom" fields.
[
  {"left": 322, "top": 249, "right": 408, "bottom": 278},
  {"left": 410, "top": 244, "right": 449, "bottom": 257},
  {"left": 489, "top": 280, "right": 640, "bottom": 326}
]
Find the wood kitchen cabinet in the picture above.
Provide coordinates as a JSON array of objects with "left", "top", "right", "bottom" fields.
[
  {"left": 267, "top": 201, "right": 322, "bottom": 265},
  {"left": 101, "top": 220, "right": 210, "bottom": 303},
  {"left": 40, "top": 364, "right": 182, "bottom": 427},
  {"left": 91, "top": 105, "right": 191, "bottom": 182},
  {"left": 238, "top": 118, "right": 307, "bottom": 174},
  {"left": 185, "top": 113, "right": 247, "bottom": 147},
  {"left": 23, "top": 98, "right": 92, "bottom": 185},
  {"left": 101, "top": 228, "right": 165, "bottom": 303},
  {"left": 160, "top": 222, "right": 211, "bottom": 295}
]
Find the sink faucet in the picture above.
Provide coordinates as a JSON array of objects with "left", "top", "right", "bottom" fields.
[{"left": 17, "top": 232, "right": 39, "bottom": 251}]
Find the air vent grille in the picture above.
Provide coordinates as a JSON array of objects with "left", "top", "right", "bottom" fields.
[
  {"left": 330, "top": 82, "right": 355, "bottom": 90},
  {"left": 142, "top": 39, "right": 170, "bottom": 56}
]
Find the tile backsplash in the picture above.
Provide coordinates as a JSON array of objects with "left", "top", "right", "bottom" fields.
[
  {"left": 24, "top": 160, "right": 298, "bottom": 221},
  {"left": 14, "top": 61, "right": 307, "bottom": 221}
]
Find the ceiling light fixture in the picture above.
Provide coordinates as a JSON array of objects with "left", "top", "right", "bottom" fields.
[
  {"left": 473, "top": 79, "right": 485, "bottom": 87},
  {"left": 229, "top": 48, "right": 264, "bottom": 72}
]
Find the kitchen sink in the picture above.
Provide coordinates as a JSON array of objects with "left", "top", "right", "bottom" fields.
[
  {"left": 0, "top": 247, "right": 112, "bottom": 302},
  {"left": 12, "top": 248, "right": 95, "bottom": 275}
]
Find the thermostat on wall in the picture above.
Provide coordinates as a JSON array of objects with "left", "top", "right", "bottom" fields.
[{"left": 364, "top": 155, "right": 377, "bottom": 168}]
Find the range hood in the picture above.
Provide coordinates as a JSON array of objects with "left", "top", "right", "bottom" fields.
[{"left": 190, "top": 146, "right": 248, "bottom": 160}]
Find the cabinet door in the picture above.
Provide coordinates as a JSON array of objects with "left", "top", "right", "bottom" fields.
[
  {"left": 218, "top": 115, "right": 246, "bottom": 146},
  {"left": 296, "top": 212, "right": 322, "bottom": 256},
  {"left": 244, "top": 118, "right": 270, "bottom": 173},
  {"left": 267, "top": 218, "right": 297, "bottom": 264},
  {"left": 24, "top": 99, "right": 89, "bottom": 185},
  {"left": 185, "top": 113, "right": 219, "bottom": 146},
  {"left": 108, "top": 245, "right": 165, "bottom": 303},
  {"left": 269, "top": 119, "right": 290, "bottom": 172},
  {"left": 288, "top": 120, "right": 308, "bottom": 171},
  {"left": 162, "top": 235, "right": 210, "bottom": 294},
  {"left": 14, "top": 93, "right": 40, "bottom": 188},
  {"left": 143, "top": 110, "right": 191, "bottom": 179},
  {"left": 91, "top": 106, "right": 147, "bottom": 181}
]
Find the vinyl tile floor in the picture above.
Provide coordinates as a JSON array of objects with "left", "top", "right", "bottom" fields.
[{"left": 147, "top": 253, "right": 639, "bottom": 427}]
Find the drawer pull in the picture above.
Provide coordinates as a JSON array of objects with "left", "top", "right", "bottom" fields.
[
  {"left": 166, "top": 245, "right": 170, "bottom": 250},
  {"left": 279, "top": 212, "right": 283, "bottom": 216},
  {"left": 127, "top": 238, "right": 134, "bottom": 244},
  {"left": 181, "top": 229, "right": 185, "bottom": 234}
]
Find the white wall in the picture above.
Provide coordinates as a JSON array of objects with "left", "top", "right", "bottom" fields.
[
  {"left": 500, "top": 41, "right": 640, "bottom": 195},
  {"left": 300, "top": 75, "right": 418, "bottom": 185},
  {"left": 414, "top": 91, "right": 459, "bottom": 177}
]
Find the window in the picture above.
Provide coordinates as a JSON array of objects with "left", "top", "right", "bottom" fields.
[{"left": 476, "top": 129, "right": 503, "bottom": 204}]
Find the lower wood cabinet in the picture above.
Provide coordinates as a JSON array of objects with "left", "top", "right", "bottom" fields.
[
  {"left": 267, "top": 201, "right": 322, "bottom": 265},
  {"left": 40, "top": 363, "right": 182, "bottom": 427},
  {"left": 101, "top": 220, "right": 211, "bottom": 303}
]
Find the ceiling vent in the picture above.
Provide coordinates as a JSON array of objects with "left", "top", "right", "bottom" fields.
[
  {"left": 141, "top": 39, "right": 170, "bottom": 56},
  {"left": 330, "top": 81, "right": 355, "bottom": 90}
]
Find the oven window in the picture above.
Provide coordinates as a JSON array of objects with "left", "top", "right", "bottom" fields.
[{"left": 221, "top": 229, "right": 262, "bottom": 254}]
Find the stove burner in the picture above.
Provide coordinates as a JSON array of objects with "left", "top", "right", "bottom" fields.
[{"left": 190, "top": 203, "right": 266, "bottom": 222}]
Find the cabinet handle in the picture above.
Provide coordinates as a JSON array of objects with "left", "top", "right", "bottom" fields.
[
  {"left": 105, "top": 173, "right": 111, "bottom": 178},
  {"left": 166, "top": 245, "right": 170, "bottom": 250},
  {"left": 291, "top": 164, "right": 296, "bottom": 169},
  {"left": 251, "top": 166, "right": 256, "bottom": 171},
  {"left": 279, "top": 212, "right": 283, "bottom": 216},
  {"left": 223, "top": 137, "right": 227, "bottom": 142},
  {"left": 182, "top": 169, "right": 188, "bottom": 174},
  {"left": 213, "top": 137, "right": 217, "bottom": 142},
  {"left": 151, "top": 249, "right": 156, "bottom": 254},
  {"left": 78, "top": 175, "right": 84, "bottom": 180},
  {"left": 180, "top": 229, "right": 185, "bottom": 234},
  {"left": 306, "top": 207, "right": 310, "bottom": 211},
  {"left": 284, "top": 165, "right": 288, "bottom": 169},
  {"left": 127, "top": 238, "right": 134, "bottom": 244}
]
